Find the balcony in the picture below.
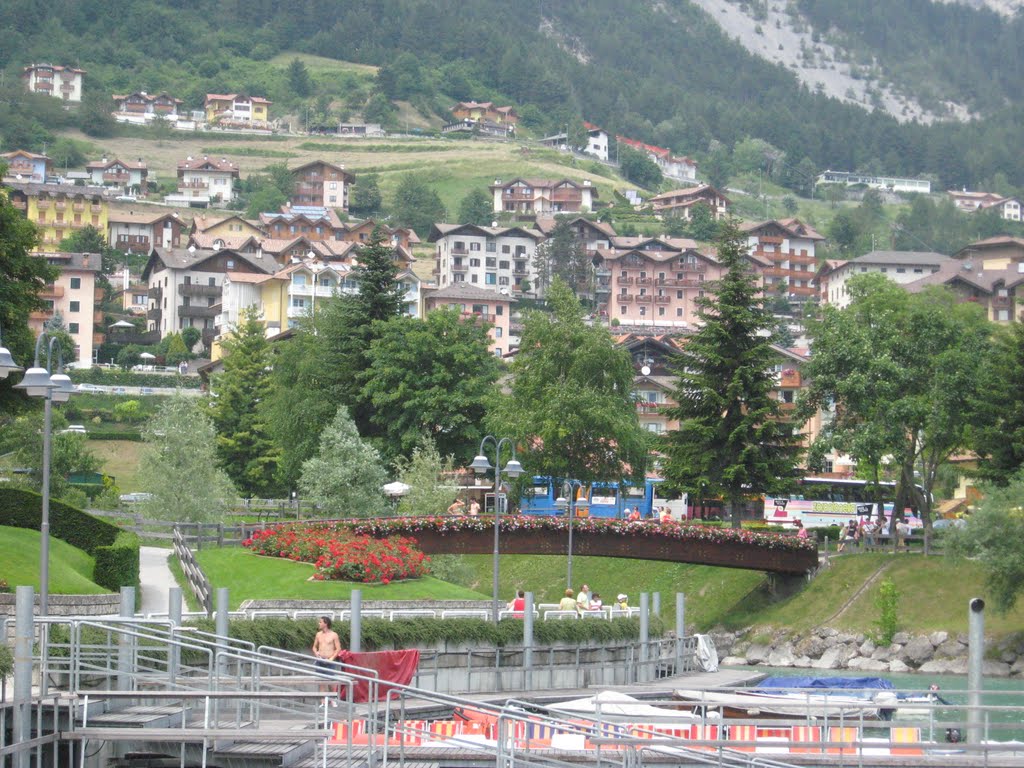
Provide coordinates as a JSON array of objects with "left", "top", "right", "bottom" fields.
[
  {"left": 53, "top": 201, "right": 66, "bottom": 211},
  {"left": 451, "top": 246, "right": 469, "bottom": 255},
  {"left": 451, "top": 262, "right": 468, "bottom": 272},
  {"left": 178, "top": 305, "right": 219, "bottom": 319},
  {"left": 635, "top": 401, "right": 663, "bottom": 413},
  {"left": 992, "top": 295, "right": 1012, "bottom": 308},
  {"left": 70, "top": 221, "right": 86, "bottom": 230},
  {"left": 656, "top": 277, "right": 678, "bottom": 287},
  {"left": 618, "top": 276, "right": 634, "bottom": 286},
  {"left": 617, "top": 295, "right": 634, "bottom": 303},
  {"left": 680, "top": 262, "right": 706, "bottom": 273},
  {"left": 40, "top": 285, "right": 65, "bottom": 300},
  {"left": 30, "top": 309, "right": 54, "bottom": 321},
  {"left": 103, "top": 173, "right": 130, "bottom": 183},
  {"left": 147, "top": 308, "right": 162, "bottom": 321},
  {"left": 36, "top": 200, "right": 50, "bottom": 210},
  {"left": 780, "top": 370, "right": 802, "bottom": 388},
  {"left": 11, "top": 198, "right": 26, "bottom": 210},
  {"left": 635, "top": 295, "right": 653, "bottom": 304},
  {"left": 636, "top": 277, "right": 653, "bottom": 286},
  {"left": 654, "top": 295, "right": 671, "bottom": 304},
  {"left": 179, "top": 180, "right": 210, "bottom": 190},
  {"left": 148, "top": 286, "right": 162, "bottom": 301},
  {"left": 179, "top": 283, "right": 222, "bottom": 298},
  {"left": 73, "top": 203, "right": 85, "bottom": 213}
]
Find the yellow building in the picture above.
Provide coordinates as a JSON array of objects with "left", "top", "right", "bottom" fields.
[
  {"left": 5, "top": 182, "right": 109, "bottom": 249},
  {"left": 204, "top": 94, "right": 272, "bottom": 125}
]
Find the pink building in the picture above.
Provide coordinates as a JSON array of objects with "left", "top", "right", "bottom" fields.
[{"left": 424, "top": 283, "right": 514, "bottom": 356}]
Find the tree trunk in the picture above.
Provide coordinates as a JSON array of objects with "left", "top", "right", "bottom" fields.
[{"left": 729, "top": 498, "right": 741, "bottom": 529}]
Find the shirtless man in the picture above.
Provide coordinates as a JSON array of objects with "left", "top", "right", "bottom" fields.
[{"left": 312, "top": 616, "right": 341, "bottom": 693}]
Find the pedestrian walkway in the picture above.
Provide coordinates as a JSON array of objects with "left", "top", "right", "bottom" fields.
[{"left": 139, "top": 546, "right": 176, "bottom": 615}]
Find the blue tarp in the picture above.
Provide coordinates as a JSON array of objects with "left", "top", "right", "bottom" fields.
[{"left": 756, "top": 676, "right": 896, "bottom": 692}]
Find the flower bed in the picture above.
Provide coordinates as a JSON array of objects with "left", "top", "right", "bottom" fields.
[
  {"left": 243, "top": 524, "right": 428, "bottom": 584},
  {"left": 350, "top": 515, "right": 815, "bottom": 553}
]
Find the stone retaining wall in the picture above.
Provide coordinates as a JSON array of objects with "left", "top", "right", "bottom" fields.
[
  {"left": 712, "top": 627, "right": 1024, "bottom": 677},
  {"left": 0, "top": 593, "right": 121, "bottom": 618}
]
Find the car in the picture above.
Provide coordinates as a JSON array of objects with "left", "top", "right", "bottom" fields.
[
  {"left": 112, "top": 386, "right": 127, "bottom": 395},
  {"left": 140, "top": 387, "right": 155, "bottom": 395},
  {"left": 119, "top": 492, "right": 153, "bottom": 504},
  {"left": 114, "top": 195, "right": 137, "bottom": 202},
  {"left": 76, "top": 383, "right": 100, "bottom": 392},
  {"left": 932, "top": 518, "right": 967, "bottom": 531},
  {"left": 61, "top": 425, "right": 87, "bottom": 435}
]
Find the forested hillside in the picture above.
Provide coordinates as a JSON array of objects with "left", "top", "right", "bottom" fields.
[{"left": 2, "top": 0, "right": 1024, "bottom": 191}]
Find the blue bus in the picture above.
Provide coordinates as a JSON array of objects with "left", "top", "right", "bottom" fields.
[{"left": 519, "top": 476, "right": 684, "bottom": 519}]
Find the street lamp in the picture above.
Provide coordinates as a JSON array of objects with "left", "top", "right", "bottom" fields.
[
  {"left": 0, "top": 321, "right": 24, "bottom": 379},
  {"left": 12, "top": 332, "right": 76, "bottom": 616},
  {"left": 554, "top": 479, "right": 585, "bottom": 592},
  {"left": 471, "top": 436, "right": 524, "bottom": 622}
]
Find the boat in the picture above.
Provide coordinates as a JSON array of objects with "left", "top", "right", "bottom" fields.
[
  {"left": 546, "top": 690, "right": 704, "bottom": 724},
  {"left": 674, "top": 677, "right": 945, "bottom": 721}
]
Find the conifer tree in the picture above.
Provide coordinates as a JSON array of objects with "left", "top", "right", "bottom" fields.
[{"left": 661, "top": 220, "right": 802, "bottom": 527}]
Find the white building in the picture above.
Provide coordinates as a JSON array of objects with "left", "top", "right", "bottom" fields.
[
  {"left": 818, "top": 251, "right": 952, "bottom": 308},
  {"left": 23, "top": 64, "right": 84, "bottom": 102},
  {"left": 582, "top": 122, "right": 609, "bottom": 162},
  {"left": 428, "top": 223, "right": 544, "bottom": 296},
  {"left": 170, "top": 155, "right": 240, "bottom": 206}
]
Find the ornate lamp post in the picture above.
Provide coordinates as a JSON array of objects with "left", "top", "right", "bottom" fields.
[
  {"left": 555, "top": 479, "right": 585, "bottom": 592},
  {"left": 470, "top": 436, "right": 523, "bottom": 622},
  {"left": 12, "top": 331, "right": 76, "bottom": 615}
]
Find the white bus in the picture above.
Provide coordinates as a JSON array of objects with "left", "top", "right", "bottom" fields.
[{"left": 764, "top": 478, "right": 923, "bottom": 529}]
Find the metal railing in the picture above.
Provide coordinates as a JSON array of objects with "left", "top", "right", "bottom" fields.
[{"left": 172, "top": 528, "right": 212, "bottom": 615}]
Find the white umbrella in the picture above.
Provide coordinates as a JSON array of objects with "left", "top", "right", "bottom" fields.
[
  {"left": 108, "top": 320, "right": 135, "bottom": 329},
  {"left": 139, "top": 352, "right": 156, "bottom": 360},
  {"left": 382, "top": 481, "right": 411, "bottom": 498}
]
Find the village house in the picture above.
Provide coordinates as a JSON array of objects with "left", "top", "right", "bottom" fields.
[
  {"left": 23, "top": 63, "right": 85, "bottom": 102},
  {"left": 289, "top": 160, "right": 354, "bottom": 211},
  {"left": 111, "top": 91, "right": 183, "bottom": 124},
  {"left": 4, "top": 181, "right": 108, "bottom": 248},
  {"left": 534, "top": 215, "right": 617, "bottom": 301},
  {"left": 490, "top": 178, "right": 597, "bottom": 215},
  {"left": 204, "top": 93, "right": 272, "bottom": 126},
  {"left": 1, "top": 150, "right": 52, "bottom": 183},
  {"left": 107, "top": 209, "right": 187, "bottom": 255},
  {"left": 649, "top": 184, "right": 730, "bottom": 219},
  {"left": 423, "top": 283, "right": 514, "bottom": 356},
  {"left": 817, "top": 250, "right": 951, "bottom": 308},
  {"left": 947, "top": 190, "right": 1022, "bottom": 222},
  {"left": 85, "top": 157, "right": 148, "bottom": 196},
  {"left": 450, "top": 101, "right": 518, "bottom": 126},
  {"left": 259, "top": 206, "right": 346, "bottom": 241},
  {"left": 29, "top": 252, "right": 102, "bottom": 368},
  {"left": 428, "top": 223, "right": 544, "bottom": 296},
  {"left": 142, "top": 246, "right": 275, "bottom": 342},
  {"left": 742, "top": 218, "right": 826, "bottom": 305},
  {"left": 616, "top": 136, "right": 698, "bottom": 182},
  {"left": 170, "top": 156, "right": 240, "bottom": 206},
  {"left": 816, "top": 170, "right": 931, "bottom": 194},
  {"left": 582, "top": 122, "right": 610, "bottom": 162}
]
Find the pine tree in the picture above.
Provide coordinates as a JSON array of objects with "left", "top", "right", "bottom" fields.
[
  {"left": 209, "top": 307, "right": 280, "bottom": 497},
  {"left": 661, "top": 220, "right": 802, "bottom": 527}
]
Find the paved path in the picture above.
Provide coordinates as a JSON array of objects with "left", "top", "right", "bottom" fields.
[{"left": 139, "top": 546, "right": 176, "bottom": 615}]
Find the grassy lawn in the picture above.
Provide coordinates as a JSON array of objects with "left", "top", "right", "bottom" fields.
[
  {"left": 720, "top": 552, "right": 1024, "bottom": 637},
  {"left": 88, "top": 439, "right": 143, "bottom": 492},
  {"left": 194, "top": 547, "right": 490, "bottom": 610},
  {"left": 0, "top": 526, "right": 108, "bottom": 594}
]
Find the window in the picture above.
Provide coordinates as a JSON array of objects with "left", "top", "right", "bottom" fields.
[
  {"left": 454, "top": 241, "right": 465, "bottom": 251},
  {"left": 502, "top": 245, "right": 511, "bottom": 254},
  {"left": 658, "top": 307, "right": 665, "bottom": 316},
  {"left": 485, "top": 273, "right": 496, "bottom": 285},
  {"left": 620, "top": 306, "right": 627, "bottom": 314},
  {"left": 470, "top": 242, "right": 481, "bottom": 251},
  {"left": 896, "top": 267, "right": 906, "bottom": 274},
  {"left": 639, "top": 307, "right": 646, "bottom": 316},
  {"left": 498, "top": 276, "right": 509, "bottom": 285},
  {"left": 70, "top": 277, "right": 81, "bottom": 289},
  {"left": 486, "top": 241, "right": 496, "bottom": 252},
  {"left": 914, "top": 267, "right": 923, "bottom": 274},
  {"left": 494, "top": 348, "right": 502, "bottom": 356},
  {"left": 621, "top": 271, "right": 628, "bottom": 279},
  {"left": 860, "top": 267, "right": 868, "bottom": 273},
  {"left": 499, "top": 261, "right": 510, "bottom": 270},
  {"left": 292, "top": 274, "right": 307, "bottom": 286},
  {"left": 676, "top": 308, "right": 683, "bottom": 317},
  {"left": 68, "top": 322, "right": 79, "bottom": 334},
  {"left": 880, "top": 267, "right": 888, "bottom": 273},
  {"left": 291, "top": 297, "right": 306, "bottom": 308},
  {"left": 495, "top": 327, "right": 503, "bottom": 338},
  {"left": 486, "top": 257, "right": 496, "bottom": 268},
  {"left": 470, "top": 274, "right": 478, "bottom": 283},
  {"left": 69, "top": 301, "right": 80, "bottom": 312},
  {"left": 676, "top": 290, "right": 683, "bottom": 299},
  {"left": 495, "top": 305, "right": 503, "bottom": 316},
  {"left": 470, "top": 258, "right": 481, "bottom": 267},
  {"left": 208, "top": 277, "right": 216, "bottom": 286}
]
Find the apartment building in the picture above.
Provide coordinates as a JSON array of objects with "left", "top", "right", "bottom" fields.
[
  {"left": 818, "top": 251, "right": 950, "bottom": 308},
  {"left": 289, "top": 160, "right": 354, "bottom": 211},
  {"left": 107, "top": 209, "right": 187, "bottom": 255},
  {"left": 23, "top": 63, "right": 85, "bottom": 102},
  {"left": 490, "top": 178, "right": 597, "bottom": 215},
  {"left": 424, "top": 283, "right": 514, "bottom": 356},
  {"left": 85, "top": 157, "right": 148, "bottom": 196},
  {"left": 204, "top": 94, "right": 271, "bottom": 125},
  {"left": 428, "top": 223, "right": 544, "bottom": 295},
  {"left": 111, "top": 91, "right": 183, "bottom": 123},
  {"left": 649, "top": 184, "right": 730, "bottom": 219},
  {"left": 172, "top": 156, "right": 240, "bottom": 205},
  {"left": 29, "top": 252, "right": 102, "bottom": 368},
  {"left": 4, "top": 181, "right": 108, "bottom": 248},
  {"left": 1, "top": 150, "right": 52, "bottom": 182},
  {"left": 742, "top": 218, "right": 825, "bottom": 304}
]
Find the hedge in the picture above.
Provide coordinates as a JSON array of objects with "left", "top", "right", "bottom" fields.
[
  {"left": 86, "top": 430, "right": 144, "bottom": 442},
  {"left": 0, "top": 644, "right": 12, "bottom": 678},
  {"left": 69, "top": 369, "right": 201, "bottom": 389},
  {"left": 178, "top": 615, "right": 665, "bottom": 662},
  {"left": 93, "top": 530, "right": 141, "bottom": 591},
  {"left": 0, "top": 487, "right": 139, "bottom": 592}
]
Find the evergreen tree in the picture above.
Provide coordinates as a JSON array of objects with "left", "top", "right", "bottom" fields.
[
  {"left": 392, "top": 173, "right": 446, "bottom": 236},
  {"left": 349, "top": 173, "right": 383, "bottom": 216},
  {"left": 287, "top": 57, "right": 312, "bottom": 97},
  {"left": 299, "top": 406, "right": 387, "bottom": 518},
  {"left": 661, "top": 220, "right": 802, "bottom": 527},
  {"left": 209, "top": 307, "right": 281, "bottom": 497},
  {"left": 972, "top": 323, "right": 1024, "bottom": 486},
  {"left": 532, "top": 218, "right": 591, "bottom": 298},
  {"left": 395, "top": 436, "right": 458, "bottom": 517},
  {"left": 457, "top": 188, "right": 494, "bottom": 226}
]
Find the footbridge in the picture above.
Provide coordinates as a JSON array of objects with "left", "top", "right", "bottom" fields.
[{"left": 352, "top": 516, "right": 819, "bottom": 575}]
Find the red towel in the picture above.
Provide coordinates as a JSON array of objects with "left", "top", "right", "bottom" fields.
[{"left": 336, "top": 649, "right": 420, "bottom": 703}]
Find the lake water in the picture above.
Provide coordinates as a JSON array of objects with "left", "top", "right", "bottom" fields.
[{"left": 748, "top": 665, "right": 1024, "bottom": 742}]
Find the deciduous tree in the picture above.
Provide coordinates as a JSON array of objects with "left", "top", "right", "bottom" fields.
[
  {"left": 395, "top": 436, "right": 458, "bottom": 516},
  {"left": 457, "top": 188, "right": 493, "bottom": 226},
  {"left": 487, "top": 278, "right": 648, "bottom": 485},
  {"left": 137, "top": 394, "right": 237, "bottom": 523},
  {"left": 392, "top": 173, "right": 446, "bottom": 236},
  {"left": 364, "top": 308, "right": 500, "bottom": 462},
  {"left": 661, "top": 220, "right": 802, "bottom": 527}
]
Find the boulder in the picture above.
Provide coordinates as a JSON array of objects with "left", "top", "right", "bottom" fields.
[
  {"left": 1000, "top": 651, "right": 1016, "bottom": 664},
  {"left": 892, "top": 632, "right": 911, "bottom": 645},
  {"left": 956, "top": 633, "right": 969, "bottom": 644},
  {"left": 796, "top": 636, "right": 828, "bottom": 658},
  {"left": 946, "top": 658, "right": 970, "bottom": 675},
  {"left": 901, "top": 635, "right": 936, "bottom": 666},
  {"left": 856, "top": 658, "right": 890, "bottom": 672},
  {"left": 871, "top": 646, "right": 892, "bottom": 662},
  {"left": 837, "top": 644, "right": 859, "bottom": 665},
  {"left": 793, "top": 655, "right": 813, "bottom": 668},
  {"left": 889, "top": 659, "right": 910, "bottom": 673},
  {"left": 982, "top": 660, "right": 1012, "bottom": 678},
  {"left": 918, "top": 659, "right": 953, "bottom": 674},
  {"left": 811, "top": 647, "right": 843, "bottom": 669},
  {"left": 744, "top": 644, "right": 771, "bottom": 665},
  {"left": 935, "top": 639, "right": 967, "bottom": 658},
  {"left": 767, "top": 644, "right": 797, "bottom": 668},
  {"left": 817, "top": 627, "right": 838, "bottom": 639},
  {"left": 836, "top": 633, "right": 858, "bottom": 645},
  {"left": 929, "top": 631, "right": 949, "bottom": 646},
  {"left": 859, "top": 639, "right": 876, "bottom": 656},
  {"left": 1010, "top": 658, "right": 1024, "bottom": 676},
  {"left": 720, "top": 656, "right": 748, "bottom": 667}
]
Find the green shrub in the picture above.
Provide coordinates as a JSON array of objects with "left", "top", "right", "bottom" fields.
[
  {"left": 93, "top": 530, "right": 141, "bottom": 591},
  {"left": 87, "top": 430, "right": 144, "bottom": 442},
  {"left": 69, "top": 369, "right": 201, "bottom": 389},
  {"left": 0, "top": 644, "right": 12, "bottom": 678},
  {"left": 873, "top": 577, "right": 900, "bottom": 645},
  {"left": 0, "top": 488, "right": 139, "bottom": 591}
]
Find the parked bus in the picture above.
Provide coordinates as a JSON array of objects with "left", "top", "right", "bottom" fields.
[
  {"left": 519, "top": 476, "right": 688, "bottom": 519},
  {"left": 764, "top": 478, "right": 923, "bottom": 529}
]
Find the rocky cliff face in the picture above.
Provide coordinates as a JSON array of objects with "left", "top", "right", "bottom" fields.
[{"left": 713, "top": 627, "right": 1024, "bottom": 677}]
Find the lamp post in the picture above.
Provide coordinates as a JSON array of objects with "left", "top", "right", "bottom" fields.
[
  {"left": 12, "top": 331, "right": 76, "bottom": 616},
  {"left": 470, "top": 436, "right": 523, "bottom": 622},
  {"left": 554, "top": 479, "right": 584, "bottom": 592}
]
